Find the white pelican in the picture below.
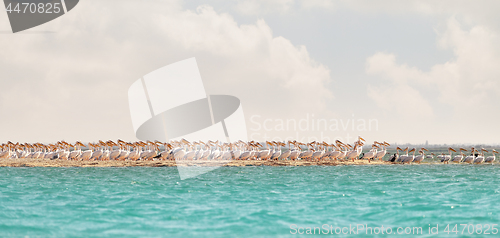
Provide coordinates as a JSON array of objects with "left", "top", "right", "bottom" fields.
[
  {"left": 463, "top": 148, "right": 476, "bottom": 164},
  {"left": 396, "top": 147, "right": 408, "bottom": 163},
  {"left": 436, "top": 153, "right": 444, "bottom": 161},
  {"left": 239, "top": 142, "right": 252, "bottom": 160},
  {"left": 90, "top": 142, "right": 103, "bottom": 160},
  {"left": 228, "top": 142, "right": 240, "bottom": 160},
  {"left": 172, "top": 142, "right": 186, "bottom": 160},
  {"left": 299, "top": 142, "right": 313, "bottom": 161},
  {"left": 69, "top": 142, "right": 83, "bottom": 160},
  {"left": 198, "top": 142, "right": 211, "bottom": 160},
  {"left": 319, "top": 142, "right": 333, "bottom": 160},
  {"left": 34, "top": 143, "right": 44, "bottom": 159},
  {"left": 209, "top": 141, "right": 221, "bottom": 160},
  {"left": 138, "top": 141, "right": 153, "bottom": 160},
  {"left": 220, "top": 143, "right": 233, "bottom": 161},
  {"left": 116, "top": 140, "right": 131, "bottom": 160},
  {"left": 100, "top": 141, "right": 111, "bottom": 161},
  {"left": 485, "top": 149, "right": 498, "bottom": 163},
  {"left": 425, "top": 153, "right": 435, "bottom": 160},
  {"left": 279, "top": 141, "right": 292, "bottom": 160},
  {"left": 473, "top": 148, "right": 488, "bottom": 164},
  {"left": 109, "top": 141, "right": 122, "bottom": 160},
  {"left": 256, "top": 142, "right": 270, "bottom": 160},
  {"left": 346, "top": 136, "right": 366, "bottom": 162},
  {"left": 401, "top": 148, "right": 416, "bottom": 164},
  {"left": 311, "top": 142, "right": 325, "bottom": 162},
  {"left": 128, "top": 142, "right": 141, "bottom": 160},
  {"left": 80, "top": 143, "right": 93, "bottom": 161},
  {"left": 270, "top": 141, "right": 282, "bottom": 161},
  {"left": 288, "top": 141, "right": 300, "bottom": 161},
  {"left": 413, "top": 148, "right": 428, "bottom": 163},
  {"left": 374, "top": 141, "right": 390, "bottom": 161},
  {"left": 362, "top": 143, "right": 378, "bottom": 162},
  {"left": 0, "top": 142, "right": 13, "bottom": 159},
  {"left": 58, "top": 141, "right": 70, "bottom": 160},
  {"left": 338, "top": 143, "right": 351, "bottom": 161},
  {"left": 330, "top": 144, "right": 342, "bottom": 161},
  {"left": 441, "top": 148, "right": 455, "bottom": 164},
  {"left": 451, "top": 148, "right": 467, "bottom": 163}
]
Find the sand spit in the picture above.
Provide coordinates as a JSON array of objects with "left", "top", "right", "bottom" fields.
[{"left": 0, "top": 158, "right": 394, "bottom": 167}]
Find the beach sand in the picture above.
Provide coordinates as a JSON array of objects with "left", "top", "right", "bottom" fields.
[{"left": 0, "top": 158, "right": 392, "bottom": 167}]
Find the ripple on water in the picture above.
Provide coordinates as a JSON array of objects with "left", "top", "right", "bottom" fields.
[{"left": 0, "top": 165, "right": 499, "bottom": 237}]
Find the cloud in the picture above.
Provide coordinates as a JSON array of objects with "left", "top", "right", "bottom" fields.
[
  {"left": 366, "top": 17, "right": 500, "bottom": 143},
  {"left": 0, "top": 1, "right": 332, "bottom": 143},
  {"left": 234, "top": 0, "right": 294, "bottom": 16},
  {"left": 365, "top": 52, "right": 434, "bottom": 128}
]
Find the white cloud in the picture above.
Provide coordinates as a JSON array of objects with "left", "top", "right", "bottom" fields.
[
  {"left": 234, "top": 0, "right": 294, "bottom": 16},
  {"left": 0, "top": 1, "right": 332, "bottom": 143},
  {"left": 366, "top": 53, "right": 433, "bottom": 120},
  {"left": 366, "top": 17, "right": 500, "bottom": 143}
]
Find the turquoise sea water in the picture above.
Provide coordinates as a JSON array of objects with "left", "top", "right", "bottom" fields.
[{"left": 1, "top": 165, "right": 499, "bottom": 237}]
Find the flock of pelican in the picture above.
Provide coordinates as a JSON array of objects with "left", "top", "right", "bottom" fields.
[
  {"left": 0, "top": 137, "right": 496, "bottom": 164},
  {"left": 391, "top": 147, "right": 497, "bottom": 164},
  {"left": 0, "top": 137, "right": 381, "bottom": 162}
]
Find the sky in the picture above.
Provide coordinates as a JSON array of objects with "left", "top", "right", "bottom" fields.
[{"left": 1, "top": 0, "right": 500, "bottom": 145}]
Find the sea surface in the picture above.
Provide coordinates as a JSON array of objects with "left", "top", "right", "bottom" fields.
[{"left": 1, "top": 165, "right": 499, "bottom": 237}]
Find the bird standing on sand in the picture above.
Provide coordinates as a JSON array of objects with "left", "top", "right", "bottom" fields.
[{"left": 485, "top": 149, "right": 498, "bottom": 163}]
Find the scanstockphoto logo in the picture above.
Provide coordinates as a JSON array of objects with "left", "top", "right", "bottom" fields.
[
  {"left": 128, "top": 58, "right": 247, "bottom": 180},
  {"left": 3, "top": 0, "right": 79, "bottom": 33}
]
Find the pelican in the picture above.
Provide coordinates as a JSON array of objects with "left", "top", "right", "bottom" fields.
[
  {"left": 58, "top": 141, "right": 70, "bottom": 160},
  {"left": 270, "top": 141, "right": 282, "bottom": 161},
  {"left": 441, "top": 148, "right": 456, "bottom": 164},
  {"left": 128, "top": 142, "right": 141, "bottom": 161},
  {"left": 473, "top": 148, "right": 488, "bottom": 164},
  {"left": 330, "top": 143, "right": 342, "bottom": 161},
  {"left": 109, "top": 141, "right": 122, "bottom": 160},
  {"left": 90, "top": 142, "right": 103, "bottom": 160},
  {"left": 0, "top": 142, "right": 13, "bottom": 159},
  {"left": 256, "top": 142, "right": 271, "bottom": 160},
  {"left": 436, "top": 153, "right": 444, "bottom": 161},
  {"left": 230, "top": 142, "right": 242, "bottom": 160},
  {"left": 209, "top": 141, "right": 221, "bottom": 160},
  {"left": 463, "top": 148, "right": 476, "bottom": 164},
  {"left": 116, "top": 140, "right": 131, "bottom": 160},
  {"left": 220, "top": 143, "right": 233, "bottom": 161},
  {"left": 299, "top": 142, "right": 313, "bottom": 161},
  {"left": 451, "top": 148, "right": 467, "bottom": 163},
  {"left": 413, "top": 148, "right": 428, "bottom": 163},
  {"left": 485, "top": 149, "right": 498, "bottom": 163},
  {"left": 239, "top": 142, "right": 252, "bottom": 160},
  {"left": 279, "top": 142, "right": 292, "bottom": 160},
  {"left": 396, "top": 147, "right": 408, "bottom": 163},
  {"left": 346, "top": 136, "right": 365, "bottom": 162},
  {"left": 335, "top": 140, "right": 348, "bottom": 161},
  {"left": 288, "top": 141, "right": 300, "bottom": 161},
  {"left": 311, "top": 142, "right": 325, "bottom": 161},
  {"left": 80, "top": 143, "right": 93, "bottom": 161},
  {"left": 172, "top": 144, "right": 186, "bottom": 161},
  {"left": 69, "top": 142, "right": 83, "bottom": 160},
  {"left": 425, "top": 152, "right": 435, "bottom": 160},
  {"left": 401, "top": 148, "right": 416, "bottom": 164},
  {"left": 100, "top": 141, "right": 111, "bottom": 161},
  {"left": 374, "top": 141, "right": 390, "bottom": 161},
  {"left": 362, "top": 143, "right": 378, "bottom": 162}
]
